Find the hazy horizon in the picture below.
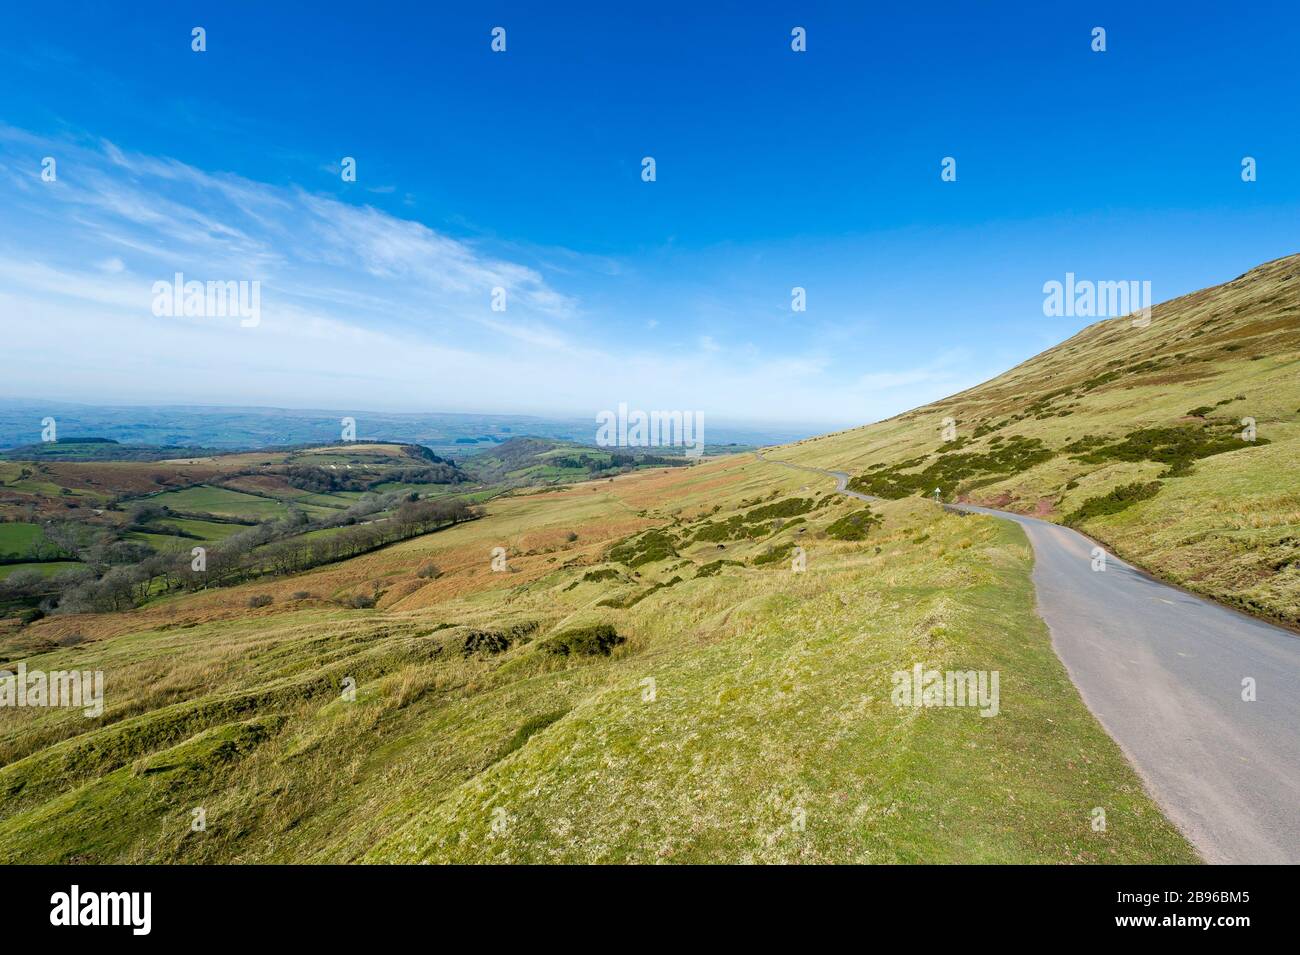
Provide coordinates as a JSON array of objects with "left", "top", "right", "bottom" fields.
[
  {"left": 0, "top": 394, "right": 853, "bottom": 433},
  {"left": 0, "top": 396, "right": 831, "bottom": 452}
]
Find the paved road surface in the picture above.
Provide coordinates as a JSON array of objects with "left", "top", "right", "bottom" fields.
[
  {"left": 757, "top": 451, "right": 1300, "bottom": 863},
  {"left": 756, "top": 452, "right": 879, "bottom": 502}
]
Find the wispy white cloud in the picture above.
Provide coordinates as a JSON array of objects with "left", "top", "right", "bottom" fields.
[
  {"left": 0, "top": 123, "right": 950, "bottom": 426},
  {"left": 851, "top": 350, "right": 970, "bottom": 392}
]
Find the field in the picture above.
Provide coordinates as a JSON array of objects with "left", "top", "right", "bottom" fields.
[
  {"left": 156, "top": 518, "right": 248, "bottom": 543},
  {"left": 150, "top": 486, "right": 301, "bottom": 521},
  {"left": 0, "top": 562, "right": 81, "bottom": 580},
  {"left": 0, "top": 442, "right": 480, "bottom": 615},
  {"left": 0, "top": 523, "right": 42, "bottom": 557},
  {"left": 146, "top": 484, "right": 360, "bottom": 522},
  {"left": 0, "top": 455, "right": 1194, "bottom": 863}
]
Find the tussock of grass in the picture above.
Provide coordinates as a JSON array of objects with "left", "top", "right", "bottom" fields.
[{"left": 496, "top": 710, "right": 568, "bottom": 759}]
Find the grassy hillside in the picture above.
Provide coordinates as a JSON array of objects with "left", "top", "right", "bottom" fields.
[
  {"left": 0, "top": 455, "right": 1193, "bottom": 863},
  {"left": 13, "top": 254, "right": 1293, "bottom": 862},
  {"left": 773, "top": 254, "right": 1300, "bottom": 626}
]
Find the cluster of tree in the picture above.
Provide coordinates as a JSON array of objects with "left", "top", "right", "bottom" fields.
[
  {"left": 1, "top": 519, "right": 153, "bottom": 568},
  {"left": 123, "top": 502, "right": 189, "bottom": 534},
  {"left": 0, "top": 440, "right": 224, "bottom": 462},
  {"left": 464, "top": 437, "right": 694, "bottom": 485},
  {"left": 548, "top": 451, "right": 692, "bottom": 472},
  {"left": 1, "top": 494, "right": 476, "bottom": 617},
  {"left": 275, "top": 462, "right": 465, "bottom": 494}
]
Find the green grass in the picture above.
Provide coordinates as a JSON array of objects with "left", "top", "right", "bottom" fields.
[
  {"left": 285, "top": 492, "right": 356, "bottom": 510},
  {"left": 151, "top": 486, "right": 294, "bottom": 521},
  {"left": 1072, "top": 436, "right": 1300, "bottom": 624},
  {"left": 0, "top": 464, "right": 1194, "bottom": 863},
  {"left": 126, "top": 531, "right": 194, "bottom": 551},
  {"left": 0, "top": 523, "right": 43, "bottom": 558},
  {"left": 157, "top": 517, "right": 249, "bottom": 542},
  {"left": 365, "top": 502, "right": 1191, "bottom": 863},
  {"left": 0, "top": 561, "right": 81, "bottom": 580},
  {"left": 777, "top": 253, "right": 1300, "bottom": 624}
]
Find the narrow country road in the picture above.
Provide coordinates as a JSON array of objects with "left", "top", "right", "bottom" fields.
[
  {"left": 755, "top": 451, "right": 879, "bottom": 502},
  {"left": 755, "top": 451, "right": 1300, "bottom": 864}
]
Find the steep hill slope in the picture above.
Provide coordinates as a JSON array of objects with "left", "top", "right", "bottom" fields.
[{"left": 774, "top": 254, "right": 1300, "bottom": 625}]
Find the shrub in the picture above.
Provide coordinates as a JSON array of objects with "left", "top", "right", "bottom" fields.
[
  {"left": 247, "top": 594, "right": 273, "bottom": 608},
  {"left": 462, "top": 628, "right": 511, "bottom": 656},
  {"left": 848, "top": 436, "right": 1055, "bottom": 499},
  {"left": 289, "top": 591, "right": 314, "bottom": 600},
  {"left": 541, "top": 623, "right": 625, "bottom": 656},
  {"left": 744, "top": 497, "right": 814, "bottom": 521},
  {"left": 462, "top": 620, "right": 537, "bottom": 655},
  {"left": 1069, "top": 424, "right": 1265, "bottom": 477},
  {"left": 751, "top": 542, "right": 796, "bottom": 566},
  {"left": 695, "top": 559, "right": 742, "bottom": 578},
  {"left": 826, "top": 508, "right": 882, "bottom": 541},
  {"left": 1065, "top": 482, "right": 1162, "bottom": 525},
  {"left": 346, "top": 594, "right": 377, "bottom": 609},
  {"left": 415, "top": 562, "right": 442, "bottom": 579},
  {"left": 607, "top": 529, "right": 679, "bottom": 567}
]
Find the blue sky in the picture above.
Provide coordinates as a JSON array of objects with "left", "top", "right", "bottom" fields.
[{"left": 1, "top": 1, "right": 1297, "bottom": 428}]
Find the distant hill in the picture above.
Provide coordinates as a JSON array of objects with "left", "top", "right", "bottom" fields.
[
  {"left": 0, "top": 439, "right": 226, "bottom": 462},
  {"left": 0, "top": 404, "right": 819, "bottom": 459},
  {"left": 461, "top": 437, "right": 693, "bottom": 486}
]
